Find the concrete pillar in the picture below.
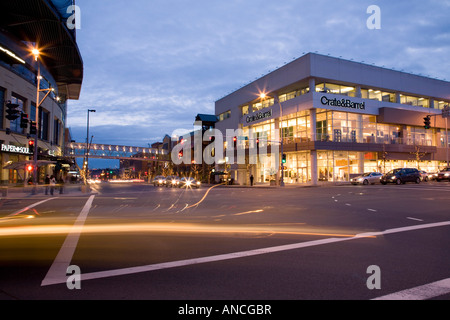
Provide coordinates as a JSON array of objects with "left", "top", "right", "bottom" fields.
[
  {"left": 310, "top": 108, "right": 318, "bottom": 185},
  {"left": 311, "top": 150, "right": 318, "bottom": 185},
  {"left": 309, "top": 78, "right": 315, "bottom": 93},
  {"left": 355, "top": 86, "right": 362, "bottom": 98},
  {"left": 310, "top": 108, "right": 316, "bottom": 142},
  {"left": 358, "top": 152, "right": 365, "bottom": 174}
]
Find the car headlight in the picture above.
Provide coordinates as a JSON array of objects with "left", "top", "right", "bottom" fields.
[
  {"left": 186, "top": 181, "right": 191, "bottom": 186},
  {"left": 158, "top": 180, "right": 162, "bottom": 183},
  {"left": 391, "top": 176, "right": 396, "bottom": 179},
  {"left": 197, "top": 181, "right": 201, "bottom": 185},
  {"left": 445, "top": 173, "right": 449, "bottom": 177},
  {"left": 358, "top": 178, "right": 363, "bottom": 181}
]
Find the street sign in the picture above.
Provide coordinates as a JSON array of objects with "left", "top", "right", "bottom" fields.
[{"left": 443, "top": 106, "right": 450, "bottom": 119}]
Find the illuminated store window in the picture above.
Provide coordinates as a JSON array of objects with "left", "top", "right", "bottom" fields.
[
  {"left": 279, "top": 87, "right": 309, "bottom": 103},
  {"left": 400, "top": 95, "right": 429, "bottom": 108},
  {"left": 437, "top": 101, "right": 449, "bottom": 110},
  {"left": 361, "top": 89, "right": 396, "bottom": 102},
  {"left": 218, "top": 110, "right": 231, "bottom": 121},
  {"left": 252, "top": 98, "right": 274, "bottom": 111},
  {"left": 316, "top": 83, "right": 356, "bottom": 97},
  {"left": 241, "top": 105, "right": 249, "bottom": 116}
]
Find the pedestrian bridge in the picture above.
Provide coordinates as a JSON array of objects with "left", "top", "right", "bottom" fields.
[{"left": 65, "top": 142, "right": 170, "bottom": 161}]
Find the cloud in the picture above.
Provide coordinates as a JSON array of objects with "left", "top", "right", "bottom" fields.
[{"left": 69, "top": 0, "right": 450, "bottom": 151}]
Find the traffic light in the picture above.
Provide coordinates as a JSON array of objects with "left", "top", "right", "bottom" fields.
[
  {"left": 282, "top": 154, "right": 287, "bottom": 164},
  {"left": 424, "top": 116, "right": 431, "bottom": 129},
  {"left": 233, "top": 136, "right": 237, "bottom": 148},
  {"left": 5, "top": 102, "right": 20, "bottom": 121},
  {"left": 26, "top": 165, "right": 33, "bottom": 172},
  {"left": 30, "top": 121, "right": 37, "bottom": 135},
  {"left": 20, "top": 113, "right": 29, "bottom": 129},
  {"left": 28, "top": 140, "right": 35, "bottom": 154},
  {"left": 178, "top": 150, "right": 183, "bottom": 159}
]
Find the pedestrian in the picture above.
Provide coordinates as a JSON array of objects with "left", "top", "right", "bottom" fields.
[
  {"left": 250, "top": 175, "right": 254, "bottom": 187},
  {"left": 58, "top": 177, "right": 64, "bottom": 194},
  {"left": 49, "top": 175, "right": 56, "bottom": 195},
  {"left": 45, "top": 175, "right": 50, "bottom": 195}
]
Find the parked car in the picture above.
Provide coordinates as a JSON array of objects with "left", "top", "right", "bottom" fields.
[
  {"left": 380, "top": 168, "right": 421, "bottom": 185},
  {"left": 436, "top": 168, "right": 450, "bottom": 182},
  {"left": 419, "top": 171, "right": 429, "bottom": 182},
  {"left": 428, "top": 172, "right": 439, "bottom": 181},
  {"left": 165, "top": 175, "right": 181, "bottom": 187},
  {"left": 152, "top": 175, "right": 166, "bottom": 186},
  {"left": 350, "top": 172, "right": 383, "bottom": 185},
  {"left": 180, "top": 177, "right": 201, "bottom": 188}
]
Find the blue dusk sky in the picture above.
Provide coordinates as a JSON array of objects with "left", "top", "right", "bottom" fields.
[{"left": 67, "top": 0, "right": 450, "bottom": 168}]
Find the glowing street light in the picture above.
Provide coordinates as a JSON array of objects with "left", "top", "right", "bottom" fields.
[{"left": 31, "top": 48, "right": 40, "bottom": 61}]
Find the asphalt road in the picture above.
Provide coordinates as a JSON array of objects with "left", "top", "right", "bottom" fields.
[{"left": 1, "top": 181, "right": 449, "bottom": 303}]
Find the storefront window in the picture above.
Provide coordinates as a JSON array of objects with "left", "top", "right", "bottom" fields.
[
  {"left": 362, "top": 115, "right": 377, "bottom": 143},
  {"left": 400, "top": 95, "right": 429, "bottom": 108},
  {"left": 406, "top": 126, "right": 433, "bottom": 146},
  {"left": 361, "top": 89, "right": 396, "bottom": 102},
  {"left": 279, "top": 87, "right": 309, "bottom": 103},
  {"left": 316, "top": 111, "right": 331, "bottom": 141},
  {"left": 282, "top": 151, "right": 310, "bottom": 184},
  {"left": 316, "top": 83, "right": 356, "bottom": 97}
]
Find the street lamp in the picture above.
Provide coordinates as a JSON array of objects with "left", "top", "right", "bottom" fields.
[
  {"left": 85, "top": 109, "right": 96, "bottom": 183},
  {"left": 260, "top": 93, "right": 285, "bottom": 187},
  {"left": 31, "top": 47, "right": 55, "bottom": 193}
]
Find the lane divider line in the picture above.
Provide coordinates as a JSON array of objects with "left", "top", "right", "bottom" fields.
[
  {"left": 41, "top": 195, "right": 96, "bottom": 287},
  {"left": 41, "top": 220, "right": 450, "bottom": 286},
  {"left": 7, "top": 198, "right": 57, "bottom": 217},
  {"left": 373, "top": 278, "right": 450, "bottom": 300}
]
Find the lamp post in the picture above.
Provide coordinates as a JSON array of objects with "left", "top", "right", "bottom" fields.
[
  {"left": 85, "top": 109, "right": 96, "bottom": 183},
  {"left": 260, "top": 93, "right": 285, "bottom": 187},
  {"left": 31, "top": 47, "right": 55, "bottom": 193}
]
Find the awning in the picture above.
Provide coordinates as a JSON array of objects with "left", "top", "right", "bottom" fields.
[
  {"left": 0, "top": 0, "right": 83, "bottom": 100},
  {"left": 3, "top": 160, "right": 56, "bottom": 170}
]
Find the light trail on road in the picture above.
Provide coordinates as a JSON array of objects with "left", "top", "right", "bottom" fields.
[{"left": 0, "top": 221, "right": 372, "bottom": 239}]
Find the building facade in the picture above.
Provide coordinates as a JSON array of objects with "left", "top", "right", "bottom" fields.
[
  {"left": 215, "top": 53, "right": 450, "bottom": 185},
  {"left": 0, "top": 0, "right": 83, "bottom": 185}
]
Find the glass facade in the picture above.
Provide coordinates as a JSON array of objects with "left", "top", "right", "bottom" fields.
[{"left": 242, "top": 106, "right": 450, "bottom": 185}]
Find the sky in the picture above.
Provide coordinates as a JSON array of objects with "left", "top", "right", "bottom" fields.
[{"left": 67, "top": 0, "right": 450, "bottom": 168}]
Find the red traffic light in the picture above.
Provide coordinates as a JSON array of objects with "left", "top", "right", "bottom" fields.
[
  {"left": 26, "top": 165, "right": 33, "bottom": 172},
  {"left": 28, "top": 140, "right": 35, "bottom": 146}
]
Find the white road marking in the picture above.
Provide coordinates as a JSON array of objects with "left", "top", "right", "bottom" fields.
[
  {"left": 373, "top": 278, "right": 450, "bottom": 300},
  {"left": 407, "top": 217, "right": 424, "bottom": 222},
  {"left": 41, "top": 220, "right": 450, "bottom": 286},
  {"left": 8, "top": 198, "right": 56, "bottom": 217},
  {"left": 41, "top": 195, "right": 96, "bottom": 287},
  {"left": 368, "top": 209, "right": 377, "bottom": 212}
]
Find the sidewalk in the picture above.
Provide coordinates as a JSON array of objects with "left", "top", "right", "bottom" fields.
[
  {"left": 0, "top": 184, "right": 94, "bottom": 199},
  {"left": 213, "top": 181, "right": 350, "bottom": 189}
]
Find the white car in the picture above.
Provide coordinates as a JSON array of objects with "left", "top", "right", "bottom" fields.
[{"left": 351, "top": 172, "right": 383, "bottom": 185}]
